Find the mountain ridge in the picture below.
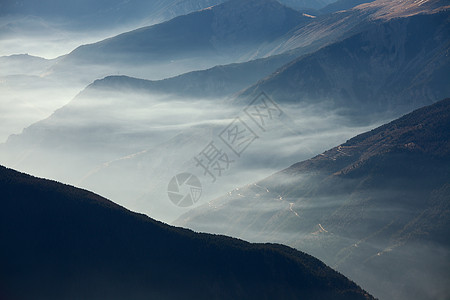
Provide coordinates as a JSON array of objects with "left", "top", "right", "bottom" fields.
[
  {"left": 0, "top": 164, "right": 374, "bottom": 300},
  {"left": 60, "top": 0, "right": 309, "bottom": 67}
]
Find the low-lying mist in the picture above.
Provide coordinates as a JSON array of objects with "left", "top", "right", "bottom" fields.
[
  {"left": 0, "top": 83, "right": 384, "bottom": 223},
  {"left": 0, "top": 44, "right": 236, "bottom": 143}
]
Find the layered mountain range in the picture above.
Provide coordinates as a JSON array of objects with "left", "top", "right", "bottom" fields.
[
  {"left": 41, "top": 0, "right": 448, "bottom": 83},
  {"left": 47, "top": 0, "right": 450, "bottom": 115},
  {"left": 1, "top": 1, "right": 449, "bottom": 299},
  {"left": 2, "top": 0, "right": 448, "bottom": 189},
  {"left": 47, "top": 0, "right": 311, "bottom": 81}
]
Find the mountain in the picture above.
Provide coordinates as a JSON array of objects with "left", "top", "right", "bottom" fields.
[
  {"left": 0, "top": 165, "right": 374, "bottom": 300},
  {"left": 1, "top": 0, "right": 448, "bottom": 222},
  {"left": 0, "top": 50, "right": 302, "bottom": 217},
  {"left": 0, "top": 54, "right": 72, "bottom": 143},
  {"left": 1, "top": 0, "right": 370, "bottom": 188},
  {"left": 0, "top": 1, "right": 229, "bottom": 61},
  {"left": 53, "top": 0, "right": 309, "bottom": 76},
  {"left": 354, "top": 0, "right": 450, "bottom": 20},
  {"left": 86, "top": 51, "right": 298, "bottom": 99},
  {"left": 0, "top": 54, "right": 55, "bottom": 76},
  {"left": 12, "top": 0, "right": 437, "bottom": 98},
  {"left": 0, "top": 41, "right": 361, "bottom": 222},
  {"left": 81, "top": 0, "right": 450, "bottom": 102},
  {"left": 176, "top": 98, "right": 450, "bottom": 300},
  {"left": 2, "top": 0, "right": 367, "bottom": 142},
  {"left": 238, "top": 9, "right": 450, "bottom": 120},
  {"left": 256, "top": 0, "right": 449, "bottom": 57},
  {"left": 56, "top": 0, "right": 445, "bottom": 78},
  {"left": 0, "top": 0, "right": 337, "bottom": 30}
]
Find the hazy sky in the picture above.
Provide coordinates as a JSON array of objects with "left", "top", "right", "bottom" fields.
[{"left": 0, "top": 16, "right": 135, "bottom": 59}]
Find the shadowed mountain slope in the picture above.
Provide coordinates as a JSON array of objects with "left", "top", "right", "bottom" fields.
[
  {"left": 0, "top": 165, "right": 374, "bottom": 300},
  {"left": 59, "top": 0, "right": 309, "bottom": 67}
]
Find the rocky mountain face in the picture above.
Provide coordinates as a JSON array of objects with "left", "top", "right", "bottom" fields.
[
  {"left": 354, "top": 0, "right": 450, "bottom": 20},
  {"left": 238, "top": 10, "right": 450, "bottom": 120},
  {"left": 176, "top": 98, "right": 450, "bottom": 300},
  {"left": 0, "top": 164, "right": 374, "bottom": 300}
]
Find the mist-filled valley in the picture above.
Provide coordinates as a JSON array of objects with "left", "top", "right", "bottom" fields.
[{"left": 1, "top": 0, "right": 449, "bottom": 299}]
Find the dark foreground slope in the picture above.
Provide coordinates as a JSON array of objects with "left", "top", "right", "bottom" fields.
[
  {"left": 177, "top": 98, "right": 450, "bottom": 300},
  {"left": 0, "top": 166, "right": 373, "bottom": 300}
]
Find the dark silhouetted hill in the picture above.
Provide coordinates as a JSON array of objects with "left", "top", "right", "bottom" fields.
[{"left": 0, "top": 165, "right": 374, "bottom": 300}]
